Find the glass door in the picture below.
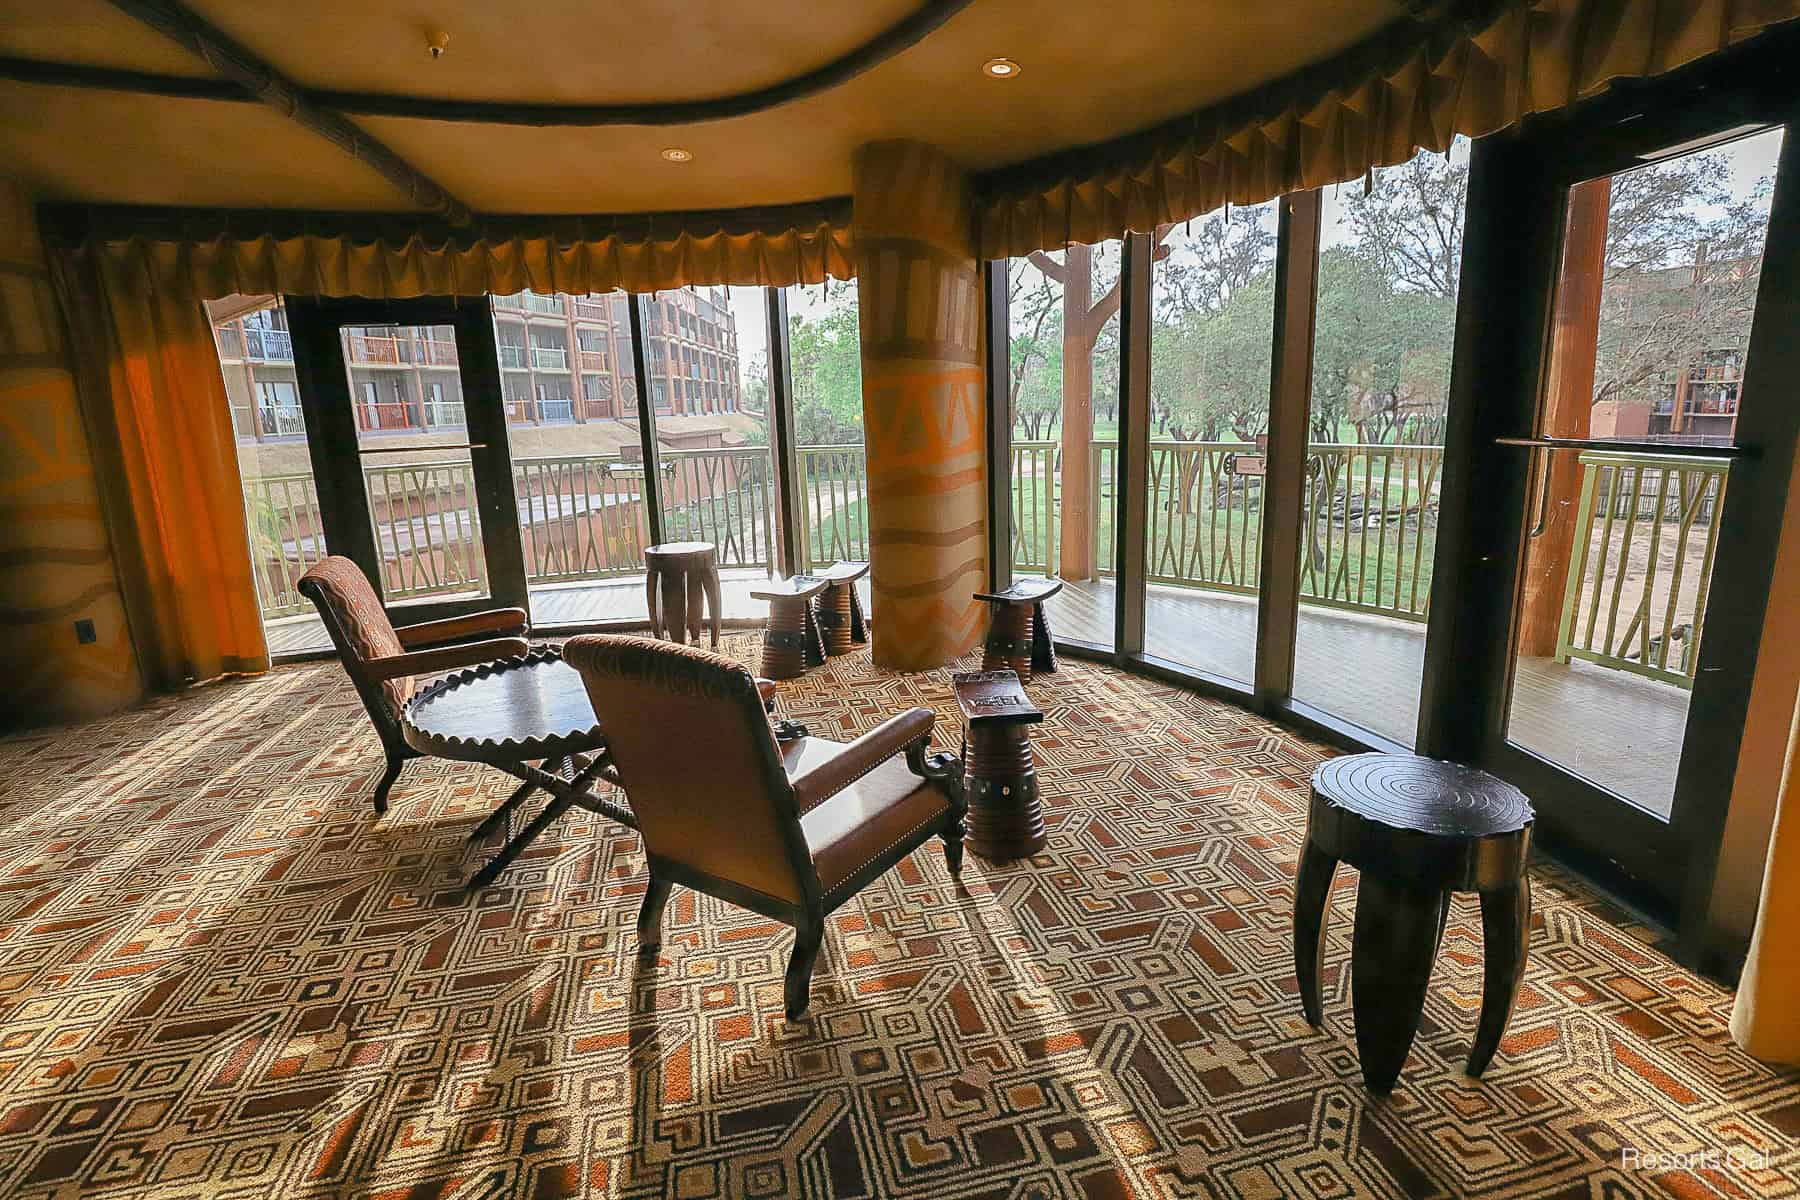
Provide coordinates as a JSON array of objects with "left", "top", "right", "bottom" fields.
[
  {"left": 1474, "top": 117, "right": 1793, "bottom": 913},
  {"left": 283, "top": 296, "right": 526, "bottom": 625}
]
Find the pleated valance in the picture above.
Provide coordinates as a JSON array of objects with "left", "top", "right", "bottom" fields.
[
  {"left": 974, "top": 0, "right": 1800, "bottom": 258},
  {"left": 40, "top": 200, "right": 855, "bottom": 302}
]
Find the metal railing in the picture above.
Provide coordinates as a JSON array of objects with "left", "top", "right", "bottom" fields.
[
  {"left": 1013, "top": 438, "right": 1440, "bottom": 621},
  {"left": 245, "top": 437, "right": 1453, "bottom": 632},
  {"left": 798, "top": 444, "right": 870, "bottom": 568},
  {"left": 532, "top": 346, "right": 569, "bottom": 370},
  {"left": 1554, "top": 450, "right": 1728, "bottom": 688},
  {"left": 660, "top": 447, "right": 777, "bottom": 568}
]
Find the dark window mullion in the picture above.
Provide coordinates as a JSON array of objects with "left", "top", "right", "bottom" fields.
[
  {"left": 1114, "top": 233, "right": 1153, "bottom": 657},
  {"left": 628, "top": 294, "right": 666, "bottom": 547}
]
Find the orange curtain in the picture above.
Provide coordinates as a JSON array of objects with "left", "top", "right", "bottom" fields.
[
  {"left": 1732, "top": 686, "right": 1800, "bottom": 1064},
  {"left": 50, "top": 242, "right": 269, "bottom": 689},
  {"left": 975, "top": 0, "right": 1800, "bottom": 258}
]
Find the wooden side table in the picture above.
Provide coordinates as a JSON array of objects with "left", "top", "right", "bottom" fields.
[
  {"left": 974, "top": 577, "right": 1062, "bottom": 682},
  {"left": 952, "top": 670, "right": 1046, "bottom": 861},
  {"left": 644, "top": 541, "right": 721, "bottom": 649},
  {"left": 813, "top": 560, "right": 870, "bottom": 656},
  {"left": 752, "top": 575, "right": 829, "bottom": 680},
  {"left": 1293, "top": 753, "right": 1534, "bottom": 1092}
]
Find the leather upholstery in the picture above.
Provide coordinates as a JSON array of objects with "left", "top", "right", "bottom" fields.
[
  {"left": 299, "top": 556, "right": 412, "bottom": 716},
  {"left": 563, "top": 634, "right": 948, "bottom": 912},
  {"left": 788, "top": 742, "right": 947, "bottom": 898}
]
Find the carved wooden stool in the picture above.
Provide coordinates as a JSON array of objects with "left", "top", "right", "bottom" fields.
[
  {"left": 644, "top": 541, "right": 722, "bottom": 649},
  {"left": 1293, "top": 753, "right": 1534, "bottom": 1093},
  {"left": 813, "top": 560, "right": 870, "bottom": 656},
  {"left": 952, "top": 670, "right": 1046, "bottom": 861},
  {"left": 752, "top": 575, "right": 829, "bottom": 680},
  {"left": 975, "top": 577, "right": 1062, "bottom": 682}
]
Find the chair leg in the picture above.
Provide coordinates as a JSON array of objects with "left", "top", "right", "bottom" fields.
[
  {"left": 1467, "top": 876, "right": 1531, "bottom": 1078},
  {"left": 637, "top": 875, "right": 674, "bottom": 953},
  {"left": 1292, "top": 839, "right": 1338, "bottom": 1027},
  {"left": 371, "top": 754, "right": 404, "bottom": 816},
  {"left": 942, "top": 811, "right": 966, "bottom": 876},
  {"left": 784, "top": 924, "right": 824, "bottom": 1020}
]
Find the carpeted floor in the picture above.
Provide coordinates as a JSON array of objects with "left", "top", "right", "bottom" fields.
[{"left": 0, "top": 638, "right": 1795, "bottom": 1198}]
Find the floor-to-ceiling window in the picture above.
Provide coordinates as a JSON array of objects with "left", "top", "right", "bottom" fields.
[
  {"left": 1007, "top": 240, "right": 1123, "bottom": 648},
  {"left": 1289, "top": 141, "right": 1470, "bottom": 744},
  {"left": 1141, "top": 207, "right": 1280, "bottom": 681},
  {"left": 785, "top": 281, "right": 870, "bottom": 578},
  {"left": 208, "top": 296, "right": 334, "bottom": 655},
  {"left": 497, "top": 289, "right": 654, "bottom": 625}
]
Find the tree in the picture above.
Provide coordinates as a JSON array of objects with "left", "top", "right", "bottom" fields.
[
  {"left": 787, "top": 295, "right": 865, "bottom": 446},
  {"left": 1346, "top": 149, "right": 1467, "bottom": 299}
]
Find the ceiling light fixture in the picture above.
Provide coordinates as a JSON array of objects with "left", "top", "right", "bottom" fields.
[
  {"left": 982, "top": 57, "right": 1021, "bottom": 79},
  {"left": 661, "top": 147, "right": 694, "bottom": 163}
]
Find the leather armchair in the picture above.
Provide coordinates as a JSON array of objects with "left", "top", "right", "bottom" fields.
[
  {"left": 298, "top": 556, "right": 529, "bottom": 814},
  {"left": 563, "top": 634, "right": 965, "bottom": 1020}
]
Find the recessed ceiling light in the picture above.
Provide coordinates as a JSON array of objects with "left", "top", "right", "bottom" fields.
[
  {"left": 982, "top": 57, "right": 1021, "bottom": 79},
  {"left": 661, "top": 147, "right": 694, "bottom": 163}
]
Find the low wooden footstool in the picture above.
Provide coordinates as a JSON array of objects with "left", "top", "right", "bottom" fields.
[
  {"left": 752, "top": 575, "right": 828, "bottom": 680},
  {"left": 813, "top": 560, "right": 869, "bottom": 656},
  {"left": 1293, "top": 753, "right": 1534, "bottom": 1092},
  {"left": 975, "top": 577, "right": 1062, "bottom": 682},
  {"left": 644, "top": 541, "right": 721, "bottom": 648},
  {"left": 952, "top": 670, "right": 1046, "bottom": 861}
]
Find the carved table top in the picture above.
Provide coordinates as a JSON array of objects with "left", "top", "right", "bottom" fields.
[{"left": 402, "top": 647, "right": 606, "bottom": 764}]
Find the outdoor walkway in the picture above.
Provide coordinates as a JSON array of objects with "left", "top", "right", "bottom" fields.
[{"left": 1051, "top": 577, "right": 1687, "bottom": 819}]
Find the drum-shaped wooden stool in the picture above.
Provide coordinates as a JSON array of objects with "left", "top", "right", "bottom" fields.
[
  {"left": 1293, "top": 753, "right": 1534, "bottom": 1093},
  {"left": 952, "top": 669, "right": 1046, "bottom": 860},
  {"left": 813, "top": 560, "right": 870, "bottom": 656},
  {"left": 975, "top": 577, "right": 1062, "bottom": 682},
  {"left": 644, "top": 541, "right": 722, "bottom": 648},
  {"left": 752, "top": 575, "right": 828, "bottom": 680}
]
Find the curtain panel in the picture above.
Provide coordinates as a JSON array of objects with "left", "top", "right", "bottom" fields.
[
  {"left": 975, "top": 0, "right": 1800, "bottom": 258},
  {"left": 49, "top": 242, "right": 270, "bottom": 690}
]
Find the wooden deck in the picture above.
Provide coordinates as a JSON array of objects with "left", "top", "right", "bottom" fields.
[{"left": 1050, "top": 577, "right": 1687, "bottom": 819}]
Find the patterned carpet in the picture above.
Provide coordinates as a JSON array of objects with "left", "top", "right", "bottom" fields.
[{"left": 0, "top": 638, "right": 1795, "bottom": 1199}]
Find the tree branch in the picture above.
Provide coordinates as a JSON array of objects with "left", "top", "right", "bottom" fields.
[{"left": 1027, "top": 250, "right": 1067, "bottom": 284}]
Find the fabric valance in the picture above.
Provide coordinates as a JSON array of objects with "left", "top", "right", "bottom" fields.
[
  {"left": 41, "top": 200, "right": 855, "bottom": 302},
  {"left": 975, "top": 0, "right": 1800, "bottom": 258}
]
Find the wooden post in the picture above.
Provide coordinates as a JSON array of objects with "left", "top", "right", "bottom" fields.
[
  {"left": 1059, "top": 244, "right": 1095, "bottom": 581},
  {"left": 1518, "top": 177, "right": 1608, "bottom": 657}
]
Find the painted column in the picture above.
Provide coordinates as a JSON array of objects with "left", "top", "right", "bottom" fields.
[{"left": 851, "top": 140, "right": 987, "bottom": 670}]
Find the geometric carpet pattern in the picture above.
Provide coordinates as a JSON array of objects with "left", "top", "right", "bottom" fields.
[{"left": 0, "top": 638, "right": 1796, "bottom": 1198}]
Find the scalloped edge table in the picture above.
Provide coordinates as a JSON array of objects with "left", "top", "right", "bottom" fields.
[{"left": 402, "top": 647, "right": 636, "bottom": 890}]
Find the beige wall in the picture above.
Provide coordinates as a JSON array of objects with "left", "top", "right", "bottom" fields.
[
  {"left": 1710, "top": 430, "right": 1800, "bottom": 942},
  {"left": 0, "top": 178, "right": 141, "bottom": 730}
]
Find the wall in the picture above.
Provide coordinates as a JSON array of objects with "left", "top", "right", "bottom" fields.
[{"left": 0, "top": 179, "right": 141, "bottom": 730}]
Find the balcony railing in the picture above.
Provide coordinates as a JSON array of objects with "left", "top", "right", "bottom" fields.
[
  {"left": 1554, "top": 450, "right": 1727, "bottom": 688},
  {"left": 798, "top": 445, "right": 870, "bottom": 568},
  {"left": 243, "top": 328, "right": 293, "bottom": 362},
  {"left": 533, "top": 346, "right": 569, "bottom": 370},
  {"left": 499, "top": 345, "right": 529, "bottom": 369}
]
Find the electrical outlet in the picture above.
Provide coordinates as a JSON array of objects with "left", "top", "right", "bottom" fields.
[{"left": 74, "top": 618, "right": 97, "bottom": 644}]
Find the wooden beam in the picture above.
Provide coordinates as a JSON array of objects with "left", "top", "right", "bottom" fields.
[
  {"left": 0, "top": 55, "right": 248, "bottom": 102},
  {"left": 5, "top": 2, "right": 976, "bottom": 130},
  {"left": 103, "top": 0, "right": 475, "bottom": 225}
]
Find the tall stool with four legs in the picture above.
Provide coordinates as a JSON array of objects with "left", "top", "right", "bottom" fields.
[
  {"left": 1292, "top": 753, "right": 1534, "bottom": 1092},
  {"left": 644, "top": 541, "right": 722, "bottom": 648}
]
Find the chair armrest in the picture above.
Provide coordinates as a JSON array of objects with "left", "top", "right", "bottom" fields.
[
  {"left": 790, "top": 707, "right": 935, "bottom": 816},
  {"left": 394, "top": 608, "right": 529, "bottom": 649},
  {"left": 364, "top": 637, "right": 530, "bottom": 682}
]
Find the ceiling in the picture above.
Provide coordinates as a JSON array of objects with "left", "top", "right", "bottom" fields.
[{"left": 0, "top": 0, "right": 1405, "bottom": 216}]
